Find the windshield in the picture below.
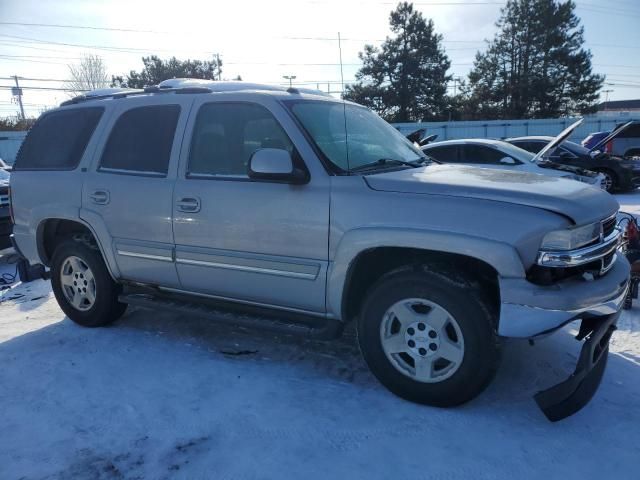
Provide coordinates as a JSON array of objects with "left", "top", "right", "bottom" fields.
[{"left": 286, "top": 100, "right": 425, "bottom": 172}]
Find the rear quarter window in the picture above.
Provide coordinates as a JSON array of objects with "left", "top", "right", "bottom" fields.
[{"left": 14, "top": 107, "right": 103, "bottom": 171}]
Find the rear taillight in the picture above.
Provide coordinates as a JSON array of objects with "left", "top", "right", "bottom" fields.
[
  {"left": 8, "top": 185, "right": 14, "bottom": 225},
  {"left": 605, "top": 141, "right": 613, "bottom": 153}
]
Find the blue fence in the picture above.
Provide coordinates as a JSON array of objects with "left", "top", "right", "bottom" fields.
[
  {"left": 0, "top": 132, "right": 27, "bottom": 165},
  {"left": 394, "top": 115, "right": 639, "bottom": 143}
]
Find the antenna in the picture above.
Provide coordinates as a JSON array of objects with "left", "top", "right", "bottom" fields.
[
  {"left": 338, "top": 31, "right": 350, "bottom": 172},
  {"left": 338, "top": 32, "right": 345, "bottom": 94}
]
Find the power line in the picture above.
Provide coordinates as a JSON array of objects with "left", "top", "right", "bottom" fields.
[{"left": 0, "top": 21, "right": 165, "bottom": 34}]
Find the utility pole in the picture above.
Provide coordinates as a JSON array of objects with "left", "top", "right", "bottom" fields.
[
  {"left": 283, "top": 75, "right": 296, "bottom": 87},
  {"left": 216, "top": 54, "right": 222, "bottom": 81},
  {"left": 602, "top": 89, "right": 613, "bottom": 111},
  {"left": 12, "top": 75, "right": 25, "bottom": 120}
]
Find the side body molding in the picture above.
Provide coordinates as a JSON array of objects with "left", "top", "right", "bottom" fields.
[{"left": 326, "top": 227, "right": 526, "bottom": 320}]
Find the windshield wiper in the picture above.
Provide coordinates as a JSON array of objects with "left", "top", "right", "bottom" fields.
[{"left": 350, "top": 157, "right": 428, "bottom": 173}]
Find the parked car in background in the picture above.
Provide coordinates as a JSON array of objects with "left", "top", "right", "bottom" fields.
[
  {"left": 582, "top": 121, "right": 640, "bottom": 158},
  {"left": 422, "top": 138, "right": 605, "bottom": 190},
  {"left": 0, "top": 169, "right": 11, "bottom": 250},
  {"left": 508, "top": 133, "right": 640, "bottom": 192}
]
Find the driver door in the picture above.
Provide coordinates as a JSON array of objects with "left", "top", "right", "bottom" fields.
[{"left": 171, "top": 98, "right": 330, "bottom": 314}]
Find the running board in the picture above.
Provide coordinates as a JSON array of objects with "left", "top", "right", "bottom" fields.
[{"left": 118, "top": 291, "right": 344, "bottom": 340}]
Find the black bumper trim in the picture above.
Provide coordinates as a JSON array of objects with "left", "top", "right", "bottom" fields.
[{"left": 534, "top": 311, "right": 618, "bottom": 422}]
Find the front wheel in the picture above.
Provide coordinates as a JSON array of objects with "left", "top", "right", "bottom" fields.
[
  {"left": 357, "top": 268, "right": 500, "bottom": 407},
  {"left": 594, "top": 169, "right": 617, "bottom": 192},
  {"left": 51, "top": 239, "right": 127, "bottom": 327}
]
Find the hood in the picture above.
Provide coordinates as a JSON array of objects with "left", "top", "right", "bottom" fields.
[
  {"left": 364, "top": 164, "right": 618, "bottom": 225},
  {"left": 590, "top": 121, "right": 635, "bottom": 153},
  {"left": 532, "top": 118, "right": 583, "bottom": 162}
]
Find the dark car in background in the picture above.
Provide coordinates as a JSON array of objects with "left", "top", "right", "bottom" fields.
[
  {"left": 0, "top": 169, "right": 11, "bottom": 250},
  {"left": 582, "top": 121, "right": 640, "bottom": 158},
  {"left": 507, "top": 135, "right": 640, "bottom": 192}
]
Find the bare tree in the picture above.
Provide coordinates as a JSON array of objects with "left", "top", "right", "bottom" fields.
[{"left": 65, "top": 54, "right": 109, "bottom": 96}]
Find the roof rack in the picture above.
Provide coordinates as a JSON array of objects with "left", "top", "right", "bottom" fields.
[{"left": 60, "top": 79, "right": 331, "bottom": 106}]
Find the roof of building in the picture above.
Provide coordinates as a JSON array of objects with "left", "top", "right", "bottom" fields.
[{"left": 598, "top": 99, "right": 640, "bottom": 111}]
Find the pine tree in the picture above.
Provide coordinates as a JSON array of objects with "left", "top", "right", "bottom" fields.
[
  {"left": 343, "top": 2, "right": 451, "bottom": 122},
  {"left": 467, "top": 0, "right": 603, "bottom": 119},
  {"left": 111, "top": 55, "right": 222, "bottom": 89}
]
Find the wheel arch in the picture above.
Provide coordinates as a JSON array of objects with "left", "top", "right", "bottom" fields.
[
  {"left": 328, "top": 228, "right": 524, "bottom": 323},
  {"left": 36, "top": 217, "right": 119, "bottom": 280}
]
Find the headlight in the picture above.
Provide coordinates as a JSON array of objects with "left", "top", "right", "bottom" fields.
[{"left": 540, "top": 222, "right": 601, "bottom": 251}]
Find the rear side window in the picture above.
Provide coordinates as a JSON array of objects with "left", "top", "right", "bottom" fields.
[
  {"left": 99, "top": 105, "right": 180, "bottom": 176},
  {"left": 425, "top": 145, "right": 459, "bottom": 163},
  {"left": 14, "top": 107, "right": 103, "bottom": 171}
]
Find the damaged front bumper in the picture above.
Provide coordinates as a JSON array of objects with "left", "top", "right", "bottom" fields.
[
  {"left": 535, "top": 312, "right": 618, "bottom": 422},
  {"left": 498, "top": 254, "right": 629, "bottom": 421}
]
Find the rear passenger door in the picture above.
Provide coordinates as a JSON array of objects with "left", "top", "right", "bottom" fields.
[{"left": 81, "top": 97, "right": 192, "bottom": 287}]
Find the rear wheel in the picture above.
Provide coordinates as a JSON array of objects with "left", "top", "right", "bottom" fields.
[
  {"left": 357, "top": 268, "right": 500, "bottom": 407},
  {"left": 51, "top": 239, "right": 127, "bottom": 327}
]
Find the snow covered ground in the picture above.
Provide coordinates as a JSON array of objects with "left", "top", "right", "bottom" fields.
[{"left": 1, "top": 195, "right": 640, "bottom": 479}]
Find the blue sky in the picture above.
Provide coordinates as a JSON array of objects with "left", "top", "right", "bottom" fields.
[{"left": 0, "top": 0, "right": 638, "bottom": 118}]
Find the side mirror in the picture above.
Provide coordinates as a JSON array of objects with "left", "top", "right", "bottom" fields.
[
  {"left": 500, "top": 156, "right": 516, "bottom": 165},
  {"left": 248, "top": 148, "right": 308, "bottom": 184}
]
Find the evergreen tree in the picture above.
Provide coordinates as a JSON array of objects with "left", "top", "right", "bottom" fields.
[
  {"left": 467, "top": 0, "right": 603, "bottom": 119},
  {"left": 343, "top": 2, "right": 451, "bottom": 122},
  {"left": 112, "top": 55, "right": 222, "bottom": 88}
]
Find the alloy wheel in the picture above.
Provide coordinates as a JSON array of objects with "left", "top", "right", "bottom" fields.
[
  {"left": 60, "top": 256, "right": 97, "bottom": 311},
  {"left": 379, "top": 298, "right": 465, "bottom": 383}
]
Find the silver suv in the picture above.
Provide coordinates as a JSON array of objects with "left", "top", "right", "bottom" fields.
[{"left": 9, "top": 79, "right": 629, "bottom": 421}]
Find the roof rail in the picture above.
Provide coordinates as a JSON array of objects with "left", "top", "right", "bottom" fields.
[{"left": 60, "top": 79, "right": 332, "bottom": 106}]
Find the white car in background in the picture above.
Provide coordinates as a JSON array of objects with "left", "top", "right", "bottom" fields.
[{"left": 422, "top": 120, "right": 606, "bottom": 190}]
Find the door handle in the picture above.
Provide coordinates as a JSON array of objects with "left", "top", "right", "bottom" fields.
[
  {"left": 90, "top": 190, "right": 110, "bottom": 205},
  {"left": 176, "top": 197, "right": 201, "bottom": 213}
]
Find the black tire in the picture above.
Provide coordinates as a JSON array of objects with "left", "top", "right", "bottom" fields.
[
  {"left": 51, "top": 238, "right": 127, "bottom": 327},
  {"left": 357, "top": 267, "right": 500, "bottom": 407},
  {"left": 594, "top": 169, "right": 617, "bottom": 192}
]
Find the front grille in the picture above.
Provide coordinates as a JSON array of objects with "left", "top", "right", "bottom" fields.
[
  {"left": 602, "top": 215, "right": 616, "bottom": 238},
  {"left": 0, "top": 194, "right": 9, "bottom": 208}
]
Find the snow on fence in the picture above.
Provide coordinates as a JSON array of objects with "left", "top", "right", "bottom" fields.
[
  {"left": 0, "top": 131, "right": 27, "bottom": 165},
  {"left": 394, "top": 114, "right": 640, "bottom": 143}
]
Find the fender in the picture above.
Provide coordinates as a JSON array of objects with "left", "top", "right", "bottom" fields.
[
  {"left": 26, "top": 206, "right": 121, "bottom": 280},
  {"left": 326, "top": 227, "right": 526, "bottom": 319}
]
